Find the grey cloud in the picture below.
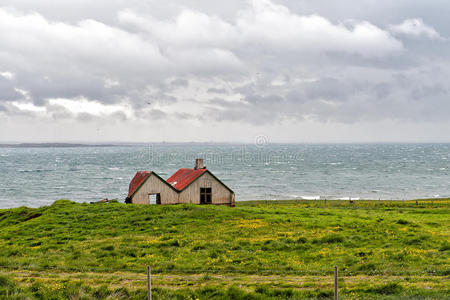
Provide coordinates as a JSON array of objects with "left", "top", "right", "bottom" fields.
[
  {"left": 47, "top": 104, "right": 73, "bottom": 120},
  {"left": 170, "top": 78, "right": 189, "bottom": 87},
  {"left": 76, "top": 112, "right": 96, "bottom": 122},
  {"left": 207, "top": 88, "right": 228, "bottom": 94},
  {"left": 0, "top": 0, "right": 450, "bottom": 142},
  {"left": 0, "top": 81, "right": 22, "bottom": 101},
  {"left": 109, "top": 111, "right": 130, "bottom": 122},
  {"left": 203, "top": 62, "right": 450, "bottom": 125},
  {"left": 135, "top": 109, "right": 167, "bottom": 120},
  {"left": 301, "top": 78, "right": 353, "bottom": 102},
  {"left": 174, "top": 112, "right": 195, "bottom": 120}
]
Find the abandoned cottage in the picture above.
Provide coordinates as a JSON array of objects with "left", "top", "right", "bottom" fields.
[{"left": 125, "top": 159, "right": 235, "bottom": 207}]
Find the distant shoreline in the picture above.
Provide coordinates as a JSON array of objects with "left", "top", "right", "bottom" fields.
[
  {"left": 0, "top": 143, "right": 117, "bottom": 148},
  {"left": 0, "top": 142, "right": 229, "bottom": 148}
]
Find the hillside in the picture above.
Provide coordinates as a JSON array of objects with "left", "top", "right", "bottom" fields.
[{"left": 0, "top": 199, "right": 449, "bottom": 299}]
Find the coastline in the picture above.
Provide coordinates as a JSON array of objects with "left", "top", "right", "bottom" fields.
[{"left": 1, "top": 197, "right": 449, "bottom": 210}]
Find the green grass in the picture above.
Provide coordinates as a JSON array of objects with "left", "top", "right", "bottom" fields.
[{"left": 0, "top": 199, "right": 449, "bottom": 299}]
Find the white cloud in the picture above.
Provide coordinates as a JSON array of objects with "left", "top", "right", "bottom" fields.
[
  {"left": 8, "top": 97, "right": 134, "bottom": 119},
  {"left": 0, "top": 7, "right": 170, "bottom": 77},
  {"left": 0, "top": 71, "right": 14, "bottom": 80},
  {"left": 390, "top": 18, "right": 443, "bottom": 40},
  {"left": 119, "top": 0, "right": 402, "bottom": 58},
  {"left": 11, "top": 101, "right": 46, "bottom": 113},
  {"left": 103, "top": 79, "right": 120, "bottom": 88},
  {"left": 14, "top": 88, "right": 31, "bottom": 100},
  {"left": 236, "top": 0, "right": 402, "bottom": 57},
  {"left": 118, "top": 9, "right": 238, "bottom": 48},
  {"left": 47, "top": 98, "right": 134, "bottom": 118}
]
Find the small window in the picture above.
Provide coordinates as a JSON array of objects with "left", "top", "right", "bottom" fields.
[{"left": 200, "top": 187, "right": 212, "bottom": 204}]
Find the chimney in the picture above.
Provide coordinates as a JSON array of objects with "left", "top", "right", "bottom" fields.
[{"left": 195, "top": 158, "right": 205, "bottom": 170}]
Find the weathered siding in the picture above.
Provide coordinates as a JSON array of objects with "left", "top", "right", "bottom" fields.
[
  {"left": 178, "top": 172, "right": 233, "bottom": 206},
  {"left": 131, "top": 174, "right": 178, "bottom": 204}
]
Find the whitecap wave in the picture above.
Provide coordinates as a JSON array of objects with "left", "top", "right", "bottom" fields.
[
  {"left": 300, "top": 195, "right": 320, "bottom": 200},
  {"left": 338, "top": 197, "right": 360, "bottom": 200}
]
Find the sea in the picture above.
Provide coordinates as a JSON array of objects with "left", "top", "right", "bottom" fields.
[{"left": 0, "top": 143, "right": 449, "bottom": 208}]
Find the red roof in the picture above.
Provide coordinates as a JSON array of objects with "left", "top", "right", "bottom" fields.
[
  {"left": 127, "top": 171, "right": 152, "bottom": 198},
  {"left": 166, "top": 168, "right": 207, "bottom": 191}
]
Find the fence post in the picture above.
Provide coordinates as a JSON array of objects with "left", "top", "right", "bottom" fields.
[
  {"left": 334, "top": 266, "right": 338, "bottom": 300},
  {"left": 147, "top": 265, "right": 152, "bottom": 300}
]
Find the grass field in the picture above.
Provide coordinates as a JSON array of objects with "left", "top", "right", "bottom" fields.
[{"left": 0, "top": 199, "right": 449, "bottom": 299}]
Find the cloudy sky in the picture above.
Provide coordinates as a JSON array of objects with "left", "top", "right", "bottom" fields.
[{"left": 1, "top": 0, "right": 449, "bottom": 143}]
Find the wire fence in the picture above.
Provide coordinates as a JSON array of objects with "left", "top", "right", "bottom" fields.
[
  {"left": 2, "top": 264, "right": 446, "bottom": 300},
  {"left": 0, "top": 264, "right": 443, "bottom": 276},
  {"left": 1, "top": 265, "right": 347, "bottom": 300}
]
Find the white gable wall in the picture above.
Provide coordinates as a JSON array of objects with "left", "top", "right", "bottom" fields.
[
  {"left": 178, "top": 172, "right": 234, "bottom": 205},
  {"left": 131, "top": 174, "right": 179, "bottom": 204}
]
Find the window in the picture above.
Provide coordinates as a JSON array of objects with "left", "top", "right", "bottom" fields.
[{"left": 200, "top": 188, "right": 212, "bottom": 204}]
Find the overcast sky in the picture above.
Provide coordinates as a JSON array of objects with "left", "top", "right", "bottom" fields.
[{"left": 1, "top": 0, "right": 449, "bottom": 143}]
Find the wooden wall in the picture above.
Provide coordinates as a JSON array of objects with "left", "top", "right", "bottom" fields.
[
  {"left": 131, "top": 174, "right": 179, "bottom": 205},
  {"left": 178, "top": 172, "right": 233, "bottom": 206}
]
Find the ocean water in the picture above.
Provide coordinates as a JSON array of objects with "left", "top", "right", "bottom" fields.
[{"left": 0, "top": 143, "right": 449, "bottom": 208}]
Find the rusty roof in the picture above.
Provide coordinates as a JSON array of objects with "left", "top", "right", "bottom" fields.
[
  {"left": 166, "top": 168, "right": 207, "bottom": 191},
  {"left": 127, "top": 171, "right": 152, "bottom": 198}
]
